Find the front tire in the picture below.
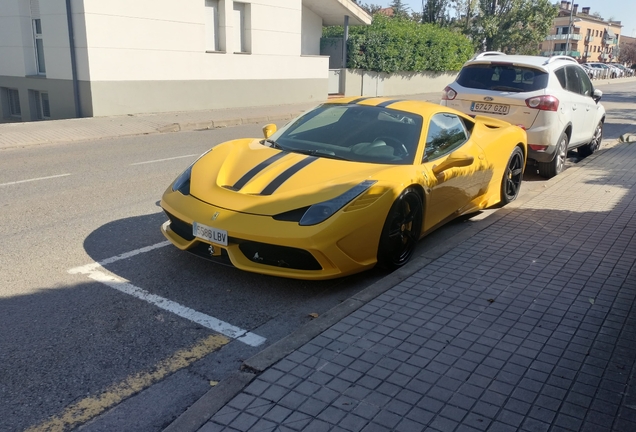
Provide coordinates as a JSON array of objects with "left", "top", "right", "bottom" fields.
[
  {"left": 377, "top": 188, "right": 423, "bottom": 270},
  {"left": 501, "top": 146, "right": 524, "bottom": 204},
  {"left": 578, "top": 121, "right": 603, "bottom": 157},
  {"left": 538, "top": 132, "right": 568, "bottom": 178}
]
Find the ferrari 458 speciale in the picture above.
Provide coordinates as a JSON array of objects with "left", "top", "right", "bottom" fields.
[{"left": 160, "top": 98, "right": 527, "bottom": 280}]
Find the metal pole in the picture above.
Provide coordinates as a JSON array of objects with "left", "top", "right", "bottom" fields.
[
  {"left": 342, "top": 15, "right": 349, "bottom": 69},
  {"left": 65, "top": 0, "right": 81, "bottom": 118},
  {"left": 565, "top": 4, "right": 574, "bottom": 56}
]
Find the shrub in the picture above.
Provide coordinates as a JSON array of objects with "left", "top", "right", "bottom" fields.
[{"left": 324, "top": 15, "right": 473, "bottom": 73}]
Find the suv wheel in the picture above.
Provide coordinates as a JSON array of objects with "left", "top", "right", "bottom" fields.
[
  {"left": 578, "top": 121, "right": 603, "bottom": 158},
  {"left": 538, "top": 132, "right": 568, "bottom": 178}
]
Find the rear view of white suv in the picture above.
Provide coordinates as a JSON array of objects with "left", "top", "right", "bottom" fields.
[{"left": 441, "top": 53, "right": 605, "bottom": 178}]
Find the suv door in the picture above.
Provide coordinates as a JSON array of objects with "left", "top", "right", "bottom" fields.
[
  {"left": 573, "top": 66, "right": 601, "bottom": 141},
  {"left": 557, "top": 65, "right": 592, "bottom": 145}
]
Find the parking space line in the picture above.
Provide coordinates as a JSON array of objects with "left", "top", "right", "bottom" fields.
[
  {"left": 24, "top": 334, "right": 230, "bottom": 432},
  {"left": 130, "top": 154, "right": 198, "bottom": 165},
  {"left": 0, "top": 173, "right": 71, "bottom": 187},
  {"left": 69, "top": 243, "right": 267, "bottom": 347}
]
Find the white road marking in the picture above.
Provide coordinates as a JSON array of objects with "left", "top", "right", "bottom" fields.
[
  {"left": 69, "top": 242, "right": 266, "bottom": 347},
  {"left": 0, "top": 173, "right": 71, "bottom": 187},
  {"left": 130, "top": 154, "right": 198, "bottom": 166}
]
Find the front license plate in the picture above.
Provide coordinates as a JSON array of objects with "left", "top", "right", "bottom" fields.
[
  {"left": 470, "top": 102, "right": 510, "bottom": 115},
  {"left": 193, "top": 222, "right": 228, "bottom": 246}
]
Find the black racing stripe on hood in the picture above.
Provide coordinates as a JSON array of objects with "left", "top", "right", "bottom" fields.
[
  {"left": 232, "top": 151, "right": 288, "bottom": 190},
  {"left": 348, "top": 97, "right": 371, "bottom": 105},
  {"left": 376, "top": 99, "right": 403, "bottom": 108},
  {"left": 260, "top": 156, "right": 318, "bottom": 196}
]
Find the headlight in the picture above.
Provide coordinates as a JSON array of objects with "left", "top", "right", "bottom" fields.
[
  {"left": 299, "top": 180, "right": 377, "bottom": 226},
  {"left": 172, "top": 165, "right": 192, "bottom": 195},
  {"left": 171, "top": 149, "right": 213, "bottom": 195}
]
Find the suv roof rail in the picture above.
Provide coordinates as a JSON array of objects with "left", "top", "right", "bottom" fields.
[
  {"left": 472, "top": 51, "right": 506, "bottom": 60},
  {"left": 545, "top": 55, "right": 578, "bottom": 65}
]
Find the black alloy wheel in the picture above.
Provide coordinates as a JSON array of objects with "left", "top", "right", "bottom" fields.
[
  {"left": 578, "top": 121, "right": 603, "bottom": 157},
  {"left": 501, "top": 146, "right": 524, "bottom": 204},
  {"left": 377, "top": 188, "right": 423, "bottom": 270}
]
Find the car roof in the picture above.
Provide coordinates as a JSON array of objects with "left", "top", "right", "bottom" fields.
[{"left": 466, "top": 53, "right": 580, "bottom": 72}]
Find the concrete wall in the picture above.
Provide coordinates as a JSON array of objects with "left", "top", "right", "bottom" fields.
[
  {"left": 342, "top": 69, "right": 458, "bottom": 97},
  {"left": 301, "top": 5, "right": 322, "bottom": 56},
  {"left": 88, "top": 76, "right": 327, "bottom": 116}
]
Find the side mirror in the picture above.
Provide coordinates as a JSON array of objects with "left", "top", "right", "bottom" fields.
[
  {"left": 262, "top": 124, "right": 277, "bottom": 139},
  {"left": 592, "top": 89, "right": 603, "bottom": 103},
  {"left": 432, "top": 151, "right": 474, "bottom": 175}
]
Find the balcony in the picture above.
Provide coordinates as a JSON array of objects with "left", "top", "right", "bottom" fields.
[
  {"left": 541, "top": 51, "right": 582, "bottom": 58},
  {"left": 585, "top": 35, "right": 594, "bottom": 42},
  {"left": 545, "top": 34, "right": 583, "bottom": 41}
]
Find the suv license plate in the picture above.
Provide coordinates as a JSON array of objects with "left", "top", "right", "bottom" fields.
[
  {"left": 470, "top": 102, "right": 510, "bottom": 115},
  {"left": 193, "top": 222, "right": 228, "bottom": 246}
]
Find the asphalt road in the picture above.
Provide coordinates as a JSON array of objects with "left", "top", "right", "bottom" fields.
[{"left": 1, "top": 80, "right": 634, "bottom": 432}]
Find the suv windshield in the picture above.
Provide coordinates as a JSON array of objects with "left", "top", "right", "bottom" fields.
[
  {"left": 267, "top": 104, "right": 423, "bottom": 165},
  {"left": 457, "top": 64, "right": 549, "bottom": 92}
]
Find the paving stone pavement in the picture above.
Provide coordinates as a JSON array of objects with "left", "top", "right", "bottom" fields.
[{"left": 198, "top": 141, "right": 636, "bottom": 431}]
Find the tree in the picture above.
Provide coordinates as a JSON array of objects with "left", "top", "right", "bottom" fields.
[
  {"left": 353, "top": 1, "right": 383, "bottom": 15},
  {"left": 619, "top": 41, "right": 636, "bottom": 65},
  {"left": 465, "top": 0, "right": 558, "bottom": 54},
  {"left": 422, "top": 0, "right": 449, "bottom": 24},
  {"left": 390, "top": 0, "right": 411, "bottom": 18}
]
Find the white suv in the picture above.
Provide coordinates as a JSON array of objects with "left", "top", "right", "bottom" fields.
[{"left": 441, "top": 53, "right": 605, "bottom": 178}]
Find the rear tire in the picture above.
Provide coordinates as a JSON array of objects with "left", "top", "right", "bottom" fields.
[
  {"left": 501, "top": 147, "right": 524, "bottom": 204},
  {"left": 538, "top": 132, "right": 568, "bottom": 178},
  {"left": 377, "top": 188, "right": 423, "bottom": 270},
  {"left": 578, "top": 121, "right": 603, "bottom": 157}
]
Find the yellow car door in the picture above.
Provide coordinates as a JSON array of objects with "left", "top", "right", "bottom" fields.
[{"left": 420, "top": 113, "right": 487, "bottom": 231}]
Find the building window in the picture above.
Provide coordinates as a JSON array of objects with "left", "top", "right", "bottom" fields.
[
  {"left": 5, "top": 88, "right": 22, "bottom": 117},
  {"left": 205, "top": 0, "right": 224, "bottom": 52},
  {"left": 30, "top": 90, "right": 50, "bottom": 120},
  {"left": 233, "top": 2, "right": 250, "bottom": 53},
  {"left": 32, "top": 19, "right": 46, "bottom": 74}
]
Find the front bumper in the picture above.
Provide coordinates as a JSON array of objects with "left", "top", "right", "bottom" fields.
[{"left": 160, "top": 189, "right": 392, "bottom": 280}]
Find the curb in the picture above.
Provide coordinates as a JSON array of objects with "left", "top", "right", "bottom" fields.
[
  {"left": 161, "top": 139, "right": 608, "bottom": 432},
  {"left": 620, "top": 133, "right": 636, "bottom": 143}
]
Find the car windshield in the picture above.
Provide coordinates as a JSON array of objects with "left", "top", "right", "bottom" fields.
[
  {"left": 457, "top": 64, "right": 549, "bottom": 92},
  {"left": 266, "top": 104, "right": 423, "bottom": 165}
]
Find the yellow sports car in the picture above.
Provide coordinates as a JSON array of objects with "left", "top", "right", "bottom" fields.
[{"left": 160, "top": 98, "right": 526, "bottom": 280}]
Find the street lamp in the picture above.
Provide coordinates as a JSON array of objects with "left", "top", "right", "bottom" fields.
[{"left": 565, "top": 3, "right": 575, "bottom": 55}]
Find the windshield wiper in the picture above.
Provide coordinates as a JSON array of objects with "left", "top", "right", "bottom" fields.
[
  {"left": 490, "top": 86, "right": 523, "bottom": 92},
  {"left": 290, "top": 148, "right": 350, "bottom": 161},
  {"left": 262, "top": 138, "right": 287, "bottom": 150}
]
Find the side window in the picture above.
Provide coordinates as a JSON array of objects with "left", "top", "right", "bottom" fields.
[
  {"left": 554, "top": 68, "right": 566, "bottom": 89},
  {"left": 423, "top": 113, "right": 469, "bottom": 163},
  {"left": 565, "top": 66, "right": 581, "bottom": 94},
  {"left": 576, "top": 67, "right": 593, "bottom": 97}
]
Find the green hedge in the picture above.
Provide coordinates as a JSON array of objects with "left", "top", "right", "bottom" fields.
[{"left": 324, "top": 15, "right": 473, "bottom": 73}]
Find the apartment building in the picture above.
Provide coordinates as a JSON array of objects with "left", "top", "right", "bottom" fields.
[
  {"left": 0, "top": 0, "right": 370, "bottom": 122},
  {"left": 540, "top": 1, "right": 621, "bottom": 63}
]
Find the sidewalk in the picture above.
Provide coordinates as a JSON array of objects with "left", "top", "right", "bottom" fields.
[{"left": 162, "top": 135, "right": 636, "bottom": 432}]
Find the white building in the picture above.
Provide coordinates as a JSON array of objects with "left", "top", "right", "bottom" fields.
[{"left": 0, "top": 0, "right": 370, "bottom": 121}]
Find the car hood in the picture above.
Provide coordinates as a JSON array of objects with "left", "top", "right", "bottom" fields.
[{"left": 189, "top": 139, "right": 392, "bottom": 216}]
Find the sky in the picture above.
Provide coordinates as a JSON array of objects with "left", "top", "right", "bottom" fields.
[{"left": 373, "top": 0, "right": 636, "bottom": 38}]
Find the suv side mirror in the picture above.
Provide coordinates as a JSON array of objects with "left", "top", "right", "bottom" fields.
[{"left": 592, "top": 89, "right": 603, "bottom": 103}]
